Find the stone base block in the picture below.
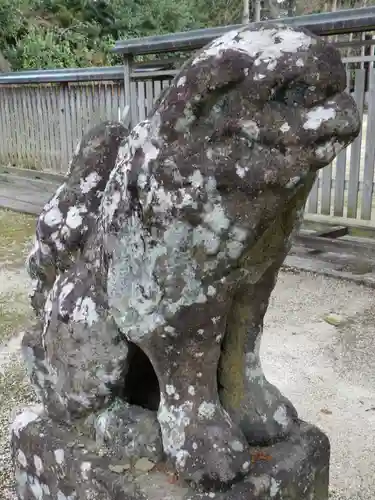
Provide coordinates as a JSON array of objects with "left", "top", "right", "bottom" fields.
[{"left": 11, "top": 405, "right": 329, "bottom": 500}]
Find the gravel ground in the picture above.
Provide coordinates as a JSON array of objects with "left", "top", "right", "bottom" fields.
[
  {"left": 0, "top": 208, "right": 374, "bottom": 499},
  {"left": 264, "top": 270, "right": 375, "bottom": 500},
  {"left": 0, "top": 210, "right": 37, "bottom": 499}
]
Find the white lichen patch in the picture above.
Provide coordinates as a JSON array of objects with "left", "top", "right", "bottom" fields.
[
  {"left": 239, "top": 120, "right": 260, "bottom": 141},
  {"left": 273, "top": 405, "right": 290, "bottom": 429},
  {"left": 193, "top": 226, "right": 221, "bottom": 255},
  {"left": 80, "top": 171, "right": 101, "bottom": 194},
  {"left": 54, "top": 449, "right": 65, "bottom": 465},
  {"left": 280, "top": 122, "right": 290, "bottom": 133},
  {"left": 66, "top": 205, "right": 87, "bottom": 230},
  {"left": 58, "top": 281, "right": 75, "bottom": 316},
  {"left": 236, "top": 164, "right": 249, "bottom": 179},
  {"left": 11, "top": 405, "right": 43, "bottom": 438},
  {"left": 33, "top": 455, "right": 44, "bottom": 476},
  {"left": 166, "top": 384, "right": 176, "bottom": 396},
  {"left": 43, "top": 206, "right": 63, "bottom": 227},
  {"left": 158, "top": 396, "right": 193, "bottom": 458},
  {"left": 17, "top": 449, "right": 27, "bottom": 467},
  {"left": 192, "top": 25, "right": 312, "bottom": 68},
  {"left": 303, "top": 106, "right": 336, "bottom": 130},
  {"left": 187, "top": 387, "right": 195, "bottom": 398},
  {"left": 80, "top": 461, "right": 92, "bottom": 480},
  {"left": 270, "top": 477, "right": 281, "bottom": 497},
  {"left": 230, "top": 440, "right": 244, "bottom": 452},
  {"left": 226, "top": 240, "right": 244, "bottom": 259},
  {"left": 203, "top": 204, "right": 230, "bottom": 235},
  {"left": 198, "top": 402, "right": 216, "bottom": 420},
  {"left": 175, "top": 449, "right": 190, "bottom": 469},
  {"left": 72, "top": 296, "right": 99, "bottom": 326},
  {"left": 242, "top": 461, "right": 250, "bottom": 470},
  {"left": 189, "top": 169, "right": 204, "bottom": 188},
  {"left": 177, "top": 76, "right": 187, "bottom": 87},
  {"left": 28, "top": 474, "right": 44, "bottom": 500}
]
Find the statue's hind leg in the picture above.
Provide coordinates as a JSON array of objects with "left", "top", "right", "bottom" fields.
[
  {"left": 217, "top": 200, "right": 310, "bottom": 445},
  {"left": 219, "top": 261, "right": 298, "bottom": 445}
]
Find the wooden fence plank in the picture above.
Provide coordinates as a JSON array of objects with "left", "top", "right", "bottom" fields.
[
  {"left": 59, "top": 85, "right": 69, "bottom": 172},
  {"left": 14, "top": 87, "right": 25, "bottom": 166},
  {"left": 347, "top": 68, "right": 365, "bottom": 218},
  {"left": 153, "top": 79, "right": 162, "bottom": 104},
  {"left": 69, "top": 85, "right": 78, "bottom": 158},
  {"left": 307, "top": 175, "right": 319, "bottom": 214},
  {"left": 162, "top": 79, "right": 170, "bottom": 91},
  {"left": 137, "top": 81, "right": 146, "bottom": 121},
  {"left": 11, "top": 88, "right": 21, "bottom": 165},
  {"left": 118, "top": 83, "right": 126, "bottom": 122},
  {"left": 320, "top": 161, "right": 332, "bottom": 215},
  {"left": 334, "top": 70, "right": 351, "bottom": 217},
  {"left": 36, "top": 87, "right": 46, "bottom": 170},
  {"left": 361, "top": 67, "right": 375, "bottom": 220},
  {"left": 28, "top": 86, "right": 39, "bottom": 169},
  {"left": 130, "top": 80, "right": 138, "bottom": 126},
  {"left": 46, "top": 86, "right": 57, "bottom": 172},
  {"left": 0, "top": 88, "right": 7, "bottom": 163},
  {"left": 145, "top": 79, "right": 154, "bottom": 117},
  {"left": 333, "top": 71, "right": 350, "bottom": 217},
  {"left": 40, "top": 88, "right": 51, "bottom": 170}
]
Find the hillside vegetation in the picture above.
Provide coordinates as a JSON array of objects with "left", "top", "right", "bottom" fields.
[{"left": 0, "top": 0, "right": 371, "bottom": 70}]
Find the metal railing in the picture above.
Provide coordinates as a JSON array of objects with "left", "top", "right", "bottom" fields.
[
  {"left": 0, "top": 7, "right": 374, "bottom": 225},
  {"left": 113, "top": 7, "right": 375, "bottom": 55}
]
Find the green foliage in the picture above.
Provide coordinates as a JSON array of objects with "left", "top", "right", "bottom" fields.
[
  {"left": 2, "top": 0, "right": 370, "bottom": 70},
  {"left": 0, "top": 0, "right": 210, "bottom": 69}
]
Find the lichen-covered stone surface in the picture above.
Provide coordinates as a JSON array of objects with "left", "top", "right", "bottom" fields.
[
  {"left": 11, "top": 22, "right": 360, "bottom": 499},
  {"left": 11, "top": 408, "right": 329, "bottom": 500}
]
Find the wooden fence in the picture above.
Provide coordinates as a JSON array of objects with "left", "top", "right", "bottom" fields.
[
  {"left": 0, "top": 21, "right": 375, "bottom": 226},
  {"left": 308, "top": 65, "right": 375, "bottom": 222},
  {"left": 0, "top": 80, "right": 126, "bottom": 173}
]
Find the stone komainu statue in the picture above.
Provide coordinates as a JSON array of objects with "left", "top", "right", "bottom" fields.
[{"left": 11, "top": 23, "right": 360, "bottom": 500}]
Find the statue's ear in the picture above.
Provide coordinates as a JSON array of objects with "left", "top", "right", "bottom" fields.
[{"left": 154, "top": 49, "right": 254, "bottom": 141}]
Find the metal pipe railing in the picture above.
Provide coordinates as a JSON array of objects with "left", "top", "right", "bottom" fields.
[
  {"left": 0, "top": 62, "right": 177, "bottom": 85},
  {"left": 113, "top": 7, "right": 375, "bottom": 56}
]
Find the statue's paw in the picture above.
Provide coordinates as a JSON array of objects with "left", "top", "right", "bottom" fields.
[
  {"left": 223, "top": 380, "right": 298, "bottom": 445},
  {"left": 158, "top": 397, "right": 251, "bottom": 491}
]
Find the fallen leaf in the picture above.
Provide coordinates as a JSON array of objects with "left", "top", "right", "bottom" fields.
[
  {"left": 251, "top": 451, "right": 272, "bottom": 463},
  {"left": 167, "top": 473, "right": 179, "bottom": 484},
  {"left": 323, "top": 314, "right": 344, "bottom": 327}
]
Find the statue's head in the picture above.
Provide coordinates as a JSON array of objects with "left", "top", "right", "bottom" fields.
[{"left": 111, "top": 24, "right": 359, "bottom": 255}]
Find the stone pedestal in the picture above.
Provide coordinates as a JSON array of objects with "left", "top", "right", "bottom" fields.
[{"left": 11, "top": 406, "right": 329, "bottom": 500}]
